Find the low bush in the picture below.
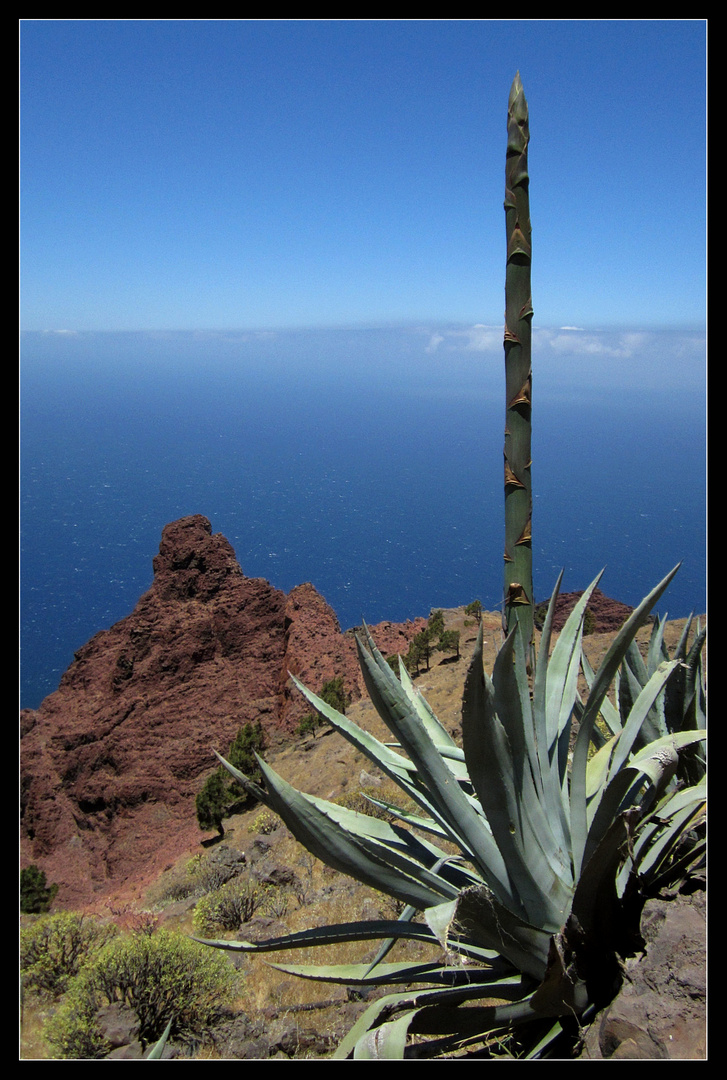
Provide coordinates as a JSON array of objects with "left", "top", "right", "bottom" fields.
[
  {"left": 196, "top": 721, "right": 268, "bottom": 835},
  {"left": 248, "top": 809, "right": 281, "bottom": 834},
  {"left": 20, "top": 865, "right": 59, "bottom": 914},
  {"left": 187, "top": 847, "right": 245, "bottom": 895},
  {"left": 20, "top": 912, "right": 118, "bottom": 1001},
  {"left": 334, "top": 786, "right": 392, "bottom": 821},
  {"left": 192, "top": 876, "right": 268, "bottom": 936},
  {"left": 44, "top": 928, "right": 237, "bottom": 1056},
  {"left": 295, "top": 711, "right": 319, "bottom": 736}
]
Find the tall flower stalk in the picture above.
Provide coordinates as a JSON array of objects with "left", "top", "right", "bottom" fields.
[{"left": 503, "top": 72, "right": 534, "bottom": 660}]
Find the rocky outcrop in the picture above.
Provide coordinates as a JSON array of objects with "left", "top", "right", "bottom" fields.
[
  {"left": 543, "top": 587, "right": 636, "bottom": 633},
  {"left": 19, "top": 515, "right": 425, "bottom": 910},
  {"left": 580, "top": 886, "right": 706, "bottom": 1059}
]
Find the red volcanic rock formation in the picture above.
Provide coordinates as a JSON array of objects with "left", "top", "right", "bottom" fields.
[
  {"left": 544, "top": 588, "right": 635, "bottom": 633},
  {"left": 20, "top": 515, "right": 425, "bottom": 909}
]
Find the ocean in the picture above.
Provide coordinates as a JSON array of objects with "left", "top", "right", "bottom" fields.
[{"left": 20, "top": 328, "right": 706, "bottom": 711}]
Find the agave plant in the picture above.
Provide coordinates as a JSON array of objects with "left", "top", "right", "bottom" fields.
[
  {"left": 584, "top": 611, "right": 706, "bottom": 787},
  {"left": 199, "top": 565, "right": 705, "bottom": 1058}
]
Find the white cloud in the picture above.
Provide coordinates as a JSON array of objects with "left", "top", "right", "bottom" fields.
[
  {"left": 417, "top": 323, "right": 705, "bottom": 394},
  {"left": 532, "top": 326, "right": 705, "bottom": 393},
  {"left": 421, "top": 324, "right": 503, "bottom": 355},
  {"left": 425, "top": 333, "right": 444, "bottom": 354}
]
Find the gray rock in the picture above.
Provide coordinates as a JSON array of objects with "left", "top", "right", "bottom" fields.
[{"left": 581, "top": 888, "right": 706, "bottom": 1059}]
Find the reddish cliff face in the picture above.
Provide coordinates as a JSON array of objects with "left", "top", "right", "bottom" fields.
[
  {"left": 20, "top": 515, "right": 426, "bottom": 909},
  {"left": 539, "top": 587, "right": 637, "bottom": 633}
]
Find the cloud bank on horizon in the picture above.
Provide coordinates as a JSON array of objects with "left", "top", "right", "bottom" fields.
[{"left": 24, "top": 320, "right": 705, "bottom": 401}]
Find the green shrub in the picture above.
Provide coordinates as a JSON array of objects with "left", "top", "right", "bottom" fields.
[
  {"left": 319, "top": 676, "right": 349, "bottom": 714},
  {"left": 295, "top": 712, "right": 319, "bottom": 736},
  {"left": 45, "top": 929, "right": 237, "bottom": 1055},
  {"left": 195, "top": 767, "right": 229, "bottom": 836},
  {"left": 192, "top": 876, "right": 267, "bottom": 936},
  {"left": 43, "top": 981, "right": 111, "bottom": 1059},
  {"left": 20, "top": 864, "right": 59, "bottom": 914},
  {"left": 464, "top": 600, "right": 482, "bottom": 623},
  {"left": 227, "top": 720, "right": 266, "bottom": 796},
  {"left": 436, "top": 628, "right": 460, "bottom": 659},
  {"left": 249, "top": 809, "right": 281, "bottom": 834},
  {"left": 187, "top": 848, "right": 245, "bottom": 894},
  {"left": 20, "top": 911, "right": 118, "bottom": 1001},
  {"left": 196, "top": 721, "right": 268, "bottom": 835}
]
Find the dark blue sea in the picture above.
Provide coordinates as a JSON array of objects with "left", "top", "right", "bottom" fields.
[{"left": 20, "top": 329, "right": 706, "bottom": 711}]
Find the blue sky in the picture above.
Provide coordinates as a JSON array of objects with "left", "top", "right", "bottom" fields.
[{"left": 20, "top": 19, "right": 706, "bottom": 335}]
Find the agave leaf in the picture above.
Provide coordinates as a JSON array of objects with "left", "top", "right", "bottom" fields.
[
  {"left": 353, "top": 1009, "right": 418, "bottom": 1059},
  {"left": 333, "top": 994, "right": 412, "bottom": 1059},
  {"left": 356, "top": 794, "right": 494, "bottom": 885},
  {"left": 680, "top": 626, "right": 707, "bottom": 730},
  {"left": 570, "top": 565, "right": 681, "bottom": 877},
  {"left": 362, "top": 903, "right": 422, "bottom": 976},
  {"left": 266, "top": 958, "right": 478, "bottom": 985},
  {"left": 356, "top": 630, "right": 517, "bottom": 909},
  {"left": 646, "top": 614, "right": 669, "bottom": 676},
  {"left": 495, "top": 627, "right": 575, "bottom": 894},
  {"left": 353, "top": 986, "right": 547, "bottom": 1059},
  {"left": 491, "top": 628, "right": 537, "bottom": 795},
  {"left": 672, "top": 614, "right": 695, "bottom": 661},
  {"left": 358, "top": 794, "right": 450, "bottom": 840},
  {"left": 195, "top": 918, "right": 447, "bottom": 955},
  {"left": 644, "top": 834, "right": 706, "bottom": 892},
  {"left": 542, "top": 575, "right": 606, "bottom": 850},
  {"left": 531, "top": 576, "right": 576, "bottom": 851},
  {"left": 296, "top": 783, "right": 477, "bottom": 890},
  {"left": 289, "top": 672, "right": 416, "bottom": 777},
  {"left": 624, "top": 635, "right": 649, "bottom": 686},
  {"left": 462, "top": 628, "right": 572, "bottom": 927},
  {"left": 424, "top": 897, "right": 459, "bottom": 951},
  {"left": 652, "top": 777, "right": 707, "bottom": 818},
  {"left": 344, "top": 988, "right": 567, "bottom": 1060},
  {"left": 545, "top": 572, "right": 604, "bottom": 759},
  {"left": 581, "top": 650, "right": 621, "bottom": 737},
  {"left": 397, "top": 652, "right": 459, "bottom": 750},
  {"left": 213, "top": 749, "right": 267, "bottom": 803},
  {"left": 630, "top": 783, "right": 706, "bottom": 877},
  {"left": 146, "top": 1018, "right": 173, "bottom": 1059},
  {"left": 533, "top": 572, "right": 563, "bottom": 769},
  {"left": 424, "top": 892, "right": 549, "bottom": 980},
  {"left": 282, "top": 676, "right": 473, "bottom": 845},
  {"left": 607, "top": 661, "right": 680, "bottom": 778},
  {"left": 585, "top": 732, "right": 619, "bottom": 800},
  {"left": 461, "top": 631, "right": 536, "bottom": 921},
  {"left": 628, "top": 728, "right": 706, "bottom": 770},
  {"left": 629, "top": 660, "right": 668, "bottom": 746},
  {"left": 623, "top": 779, "right": 706, "bottom": 893},
  {"left": 570, "top": 809, "right": 638, "bottom": 945},
  {"left": 583, "top": 730, "right": 704, "bottom": 869},
  {"left": 250, "top": 756, "right": 459, "bottom": 909}
]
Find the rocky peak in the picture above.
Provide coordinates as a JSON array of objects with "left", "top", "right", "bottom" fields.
[
  {"left": 20, "top": 515, "right": 425, "bottom": 909},
  {"left": 151, "top": 514, "right": 242, "bottom": 602}
]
